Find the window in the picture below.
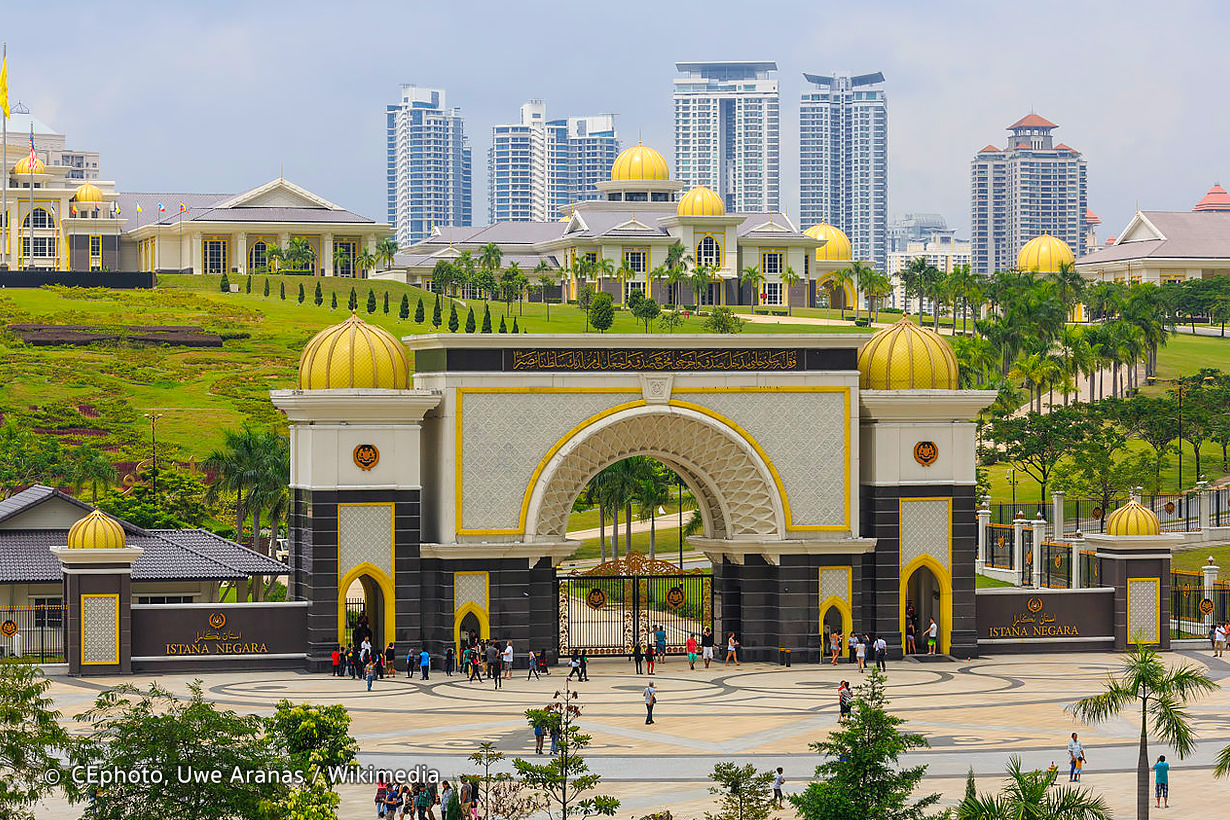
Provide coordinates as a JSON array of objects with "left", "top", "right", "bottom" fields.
[
  {"left": 136, "top": 595, "right": 196, "bottom": 605},
  {"left": 334, "top": 239, "right": 358, "bottom": 277},
  {"left": 21, "top": 237, "right": 56, "bottom": 257},
  {"left": 89, "top": 235, "right": 102, "bottom": 271},
  {"left": 760, "top": 249, "right": 785, "bottom": 277},
  {"left": 696, "top": 235, "right": 722, "bottom": 268},
  {"left": 625, "top": 280, "right": 645, "bottom": 301},
  {"left": 31, "top": 597, "right": 63, "bottom": 628},
  {"left": 622, "top": 247, "right": 649, "bottom": 274},
  {"left": 22, "top": 207, "right": 54, "bottom": 228},
  {"left": 202, "top": 236, "right": 230, "bottom": 275},
  {"left": 763, "top": 282, "right": 783, "bottom": 305},
  {"left": 249, "top": 241, "right": 269, "bottom": 272}
]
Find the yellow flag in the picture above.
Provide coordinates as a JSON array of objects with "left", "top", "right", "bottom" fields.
[{"left": 0, "top": 55, "right": 8, "bottom": 119}]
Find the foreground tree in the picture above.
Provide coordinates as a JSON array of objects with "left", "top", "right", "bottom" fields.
[
  {"left": 0, "top": 420, "right": 69, "bottom": 498},
  {"left": 471, "top": 740, "right": 543, "bottom": 820},
  {"left": 0, "top": 665, "right": 72, "bottom": 820},
  {"left": 589, "top": 292, "right": 615, "bottom": 333},
  {"left": 706, "top": 762, "right": 775, "bottom": 820},
  {"left": 266, "top": 700, "right": 358, "bottom": 784},
  {"left": 790, "top": 670, "right": 941, "bottom": 820},
  {"left": 956, "top": 756, "right": 1110, "bottom": 820},
  {"left": 1069, "top": 644, "right": 1216, "bottom": 820},
  {"left": 704, "top": 306, "right": 744, "bottom": 334}
]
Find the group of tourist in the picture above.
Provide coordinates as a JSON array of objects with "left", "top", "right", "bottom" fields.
[
  {"left": 1212, "top": 621, "right": 1229, "bottom": 657},
  {"left": 375, "top": 777, "right": 482, "bottom": 820},
  {"left": 826, "top": 631, "right": 889, "bottom": 672},
  {"left": 331, "top": 638, "right": 400, "bottom": 689}
]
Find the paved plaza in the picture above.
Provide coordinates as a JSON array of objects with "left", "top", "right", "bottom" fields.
[{"left": 29, "top": 650, "right": 1230, "bottom": 818}]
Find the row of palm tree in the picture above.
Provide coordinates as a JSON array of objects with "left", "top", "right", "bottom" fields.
[
  {"left": 582, "top": 457, "right": 696, "bottom": 561},
  {"left": 431, "top": 242, "right": 559, "bottom": 311},
  {"left": 202, "top": 428, "right": 290, "bottom": 581}
]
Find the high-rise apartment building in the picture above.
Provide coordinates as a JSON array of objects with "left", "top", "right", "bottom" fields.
[
  {"left": 386, "top": 85, "right": 471, "bottom": 246},
  {"left": 489, "top": 101, "right": 618, "bottom": 223},
  {"left": 799, "top": 72, "right": 888, "bottom": 272},
  {"left": 970, "top": 114, "right": 1087, "bottom": 275},
  {"left": 673, "top": 61, "right": 779, "bottom": 212}
]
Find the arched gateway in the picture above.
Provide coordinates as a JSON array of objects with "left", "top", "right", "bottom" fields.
[{"left": 272, "top": 321, "right": 994, "bottom": 670}]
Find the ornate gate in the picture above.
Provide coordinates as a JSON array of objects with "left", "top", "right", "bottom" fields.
[{"left": 558, "top": 552, "right": 713, "bottom": 656}]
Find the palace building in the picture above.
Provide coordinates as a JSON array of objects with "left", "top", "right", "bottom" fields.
[{"left": 386, "top": 142, "right": 859, "bottom": 310}]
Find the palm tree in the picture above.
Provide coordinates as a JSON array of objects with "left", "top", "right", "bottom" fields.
[
  {"left": 861, "top": 269, "right": 892, "bottom": 323},
  {"left": 739, "top": 265, "right": 764, "bottom": 307},
  {"left": 71, "top": 446, "right": 117, "bottom": 503},
  {"left": 847, "top": 260, "right": 877, "bottom": 323},
  {"left": 480, "top": 242, "right": 503, "bottom": 282},
  {"left": 956, "top": 756, "right": 1110, "bottom": 820},
  {"left": 635, "top": 472, "right": 671, "bottom": 561},
  {"left": 202, "top": 428, "right": 267, "bottom": 548},
  {"left": 375, "top": 237, "right": 399, "bottom": 271},
  {"left": 781, "top": 265, "right": 801, "bottom": 315},
  {"left": 594, "top": 257, "right": 616, "bottom": 301},
  {"left": 689, "top": 265, "right": 714, "bottom": 308},
  {"left": 615, "top": 262, "right": 635, "bottom": 304},
  {"left": 356, "top": 249, "right": 378, "bottom": 280},
  {"left": 285, "top": 237, "right": 314, "bottom": 274},
  {"left": 534, "top": 261, "right": 557, "bottom": 321},
  {"left": 648, "top": 265, "right": 671, "bottom": 304},
  {"left": 1070, "top": 644, "right": 1216, "bottom": 820},
  {"left": 333, "top": 245, "right": 353, "bottom": 278},
  {"left": 900, "top": 256, "right": 929, "bottom": 319},
  {"left": 264, "top": 242, "right": 284, "bottom": 274},
  {"left": 1050, "top": 260, "right": 1086, "bottom": 320},
  {"left": 832, "top": 267, "right": 855, "bottom": 319}
]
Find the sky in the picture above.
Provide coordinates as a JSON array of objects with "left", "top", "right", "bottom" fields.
[{"left": 5, "top": 0, "right": 1230, "bottom": 240}]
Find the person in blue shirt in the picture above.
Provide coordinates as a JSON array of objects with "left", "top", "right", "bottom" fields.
[
  {"left": 1151, "top": 755, "right": 1169, "bottom": 809},
  {"left": 654, "top": 625, "right": 667, "bottom": 664},
  {"left": 419, "top": 648, "right": 431, "bottom": 680}
]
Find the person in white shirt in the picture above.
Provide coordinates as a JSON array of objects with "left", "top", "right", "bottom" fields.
[
  {"left": 1214, "top": 623, "right": 1226, "bottom": 658},
  {"left": 873, "top": 636, "right": 888, "bottom": 671},
  {"left": 855, "top": 638, "right": 866, "bottom": 672},
  {"left": 643, "top": 681, "right": 657, "bottom": 724},
  {"left": 1067, "top": 732, "right": 1085, "bottom": 782},
  {"left": 502, "top": 642, "right": 514, "bottom": 679},
  {"left": 771, "top": 767, "right": 785, "bottom": 808},
  {"left": 926, "top": 619, "right": 938, "bottom": 655}
]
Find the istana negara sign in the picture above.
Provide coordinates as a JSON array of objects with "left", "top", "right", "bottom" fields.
[
  {"left": 976, "top": 590, "right": 1113, "bottom": 645},
  {"left": 131, "top": 604, "right": 306, "bottom": 660},
  {"left": 986, "top": 595, "right": 1081, "bottom": 638},
  {"left": 509, "top": 348, "right": 801, "bottom": 372}
]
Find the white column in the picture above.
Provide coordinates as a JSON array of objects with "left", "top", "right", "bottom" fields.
[
  {"left": 322, "top": 233, "right": 334, "bottom": 277},
  {"left": 1032, "top": 516, "right": 1047, "bottom": 588},
  {"left": 190, "top": 232, "right": 203, "bottom": 275},
  {"left": 1203, "top": 559, "right": 1219, "bottom": 632},
  {"left": 1198, "top": 481, "right": 1211, "bottom": 532},
  {"left": 976, "top": 503, "right": 990, "bottom": 572},
  {"left": 1070, "top": 535, "right": 1084, "bottom": 588},
  {"left": 1051, "top": 490, "right": 1065, "bottom": 540},
  {"left": 235, "top": 232, "right": 248, "bottom": 275},
  {"left": 1012, "top": 515, "right": 1026, "bottom": 585}
]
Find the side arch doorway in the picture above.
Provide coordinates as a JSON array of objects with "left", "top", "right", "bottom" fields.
[
  {"left": 901, "top": 561, "right": 950, "bottom": 655},
  {"left": 340, "top": 569, "right": 392, "bottom": 651}
]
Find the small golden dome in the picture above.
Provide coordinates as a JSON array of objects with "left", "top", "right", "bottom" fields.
[
  {"left": 1104, "top": 500, "right": 1160, "bottom": 537},
  {"left": 13, "top": 155, "right": 46, "bottom": 175},
  {"left": 858, "top": 317, "right": 959, "bottom": 390},
  {"left": 805, "top": 223, "right": 852, "bottom": 261},
  {"left": 610, "top": 143, "right": 670, "bottom": 182},
  {"left": 298, "top": 314, "right": 410, "bottom": 390},
  {"left": 67, "top": 509, "right": 126, "bottom": 549},
  {"left": 558, "top": 213, "right": 571, "bottom": 222},
  {"left": 677, "top": 185, "right": 725, "bottom": 217},
  {"left": 74, "top": 182, "right": 105, "bottom": 203},
  {"left": 1017, "top": 234, "right": 1075, "bottom": 273}
]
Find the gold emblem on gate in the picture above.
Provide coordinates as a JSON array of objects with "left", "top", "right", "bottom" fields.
[
  {"left": 1200, "top": 598, "right": 1215, "bottom": 615},
  {"left": 0, "top": 619, "right": 17, "bottom": 637},
  {"left": 353, "top": 444, "right": 380, "bottom": 471},
  {"left": 665, "top": 586, "right": 686, "bottom": 611},
  {"left": 913, "top": 441, "right": 939, "bottom": 466},
  {"left": 585, "top": 588, "right": 607, "bottom": 611},
  {"left": 208, "top": 612, "right": 227, "bottom": 630},
  {"left": 1026, "top": 597, "right": 1044, "bottom": 613}
]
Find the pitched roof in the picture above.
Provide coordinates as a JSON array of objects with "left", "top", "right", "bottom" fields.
[
  {"left": 1009, "top": 113, "right": 1057, "bottom": 129},
  {"left": 1054, "top": 143, "right": 1078, "bottom": 152},
  {"left": 1015, "top": 142, "right": 1031, "bottom": 150},
  {"left": 1193, "top": 184, "right": 1230, "bottom": 212},
  {"left": 978, "top": 144, "right": 1001, "bottom": 153},
  {"left": 1085, "top": 208, "right": 1101, "bottom": 225},
  {"left": 1078, "top": 211, "right": 1230, "bottom": 263}
]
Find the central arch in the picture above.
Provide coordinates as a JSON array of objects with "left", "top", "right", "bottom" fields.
[{"left": 525, "top": 404, "right": 786, "bottom": 541}]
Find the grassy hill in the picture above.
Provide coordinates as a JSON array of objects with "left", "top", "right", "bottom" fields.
[{"left": 0, "top": 274, "right": 867, "bottom": 463}]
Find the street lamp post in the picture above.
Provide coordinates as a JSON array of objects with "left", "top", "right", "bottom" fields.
[
  {"left": 677, "top": 473, "right": 684, "bottom": 570},
  {"left": 144, "top": 412, "right": 164, "bottom": 500}
]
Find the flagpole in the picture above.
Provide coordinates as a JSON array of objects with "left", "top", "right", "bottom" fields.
[
  {"left": 3, "top": 42, "right": 7, "bottom": 269},
  {"left": 28, "top": 122, "right": 34, "bottom": 270}
]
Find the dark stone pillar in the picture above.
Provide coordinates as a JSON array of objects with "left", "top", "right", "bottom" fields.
[{"left": 54, "top": 551, "right": 140, "bottom": 676}]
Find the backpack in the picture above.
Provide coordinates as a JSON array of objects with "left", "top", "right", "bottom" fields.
[{"left": 840, "top": 688, "right": 853, "bottom": 706}]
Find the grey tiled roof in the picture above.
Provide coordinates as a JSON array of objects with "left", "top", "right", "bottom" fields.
[
  {"left": 114, "top": 193, "right": 228, "bottom": 232},
  {"left": 1078, "top": 211, "right": 1230, "bottom": 263},
  {"left": 0, "top": 485, "right": 60, "bottom": 523},
  {"left": 148, "top": 529, "right": 288, "bottom": 575},
  {"left": 189, "top": 206, "right": 373, "bottom": 224}
]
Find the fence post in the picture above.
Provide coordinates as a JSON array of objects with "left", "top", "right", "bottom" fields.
[
  {"left": 1203, "top": 558, "right": 1219, "bottom": 599},
  {"left": 1071, "top": 533, "right": 1085, "bottom": 588},
  {"left": 976, "top": 502, "right": 991, "bottom": 572},
  {"left": 1031, "top": 516, "right": 1047, "bottom": 588},
  {"left": 1051, "top": 490, "right": 1065, "bottom": 538},
  {"left": 1013, "top": 514, "right": 1026, "bottom": 585},
  {"left": 1198, "top": 481, "right": 1212, "bottom": 532}
]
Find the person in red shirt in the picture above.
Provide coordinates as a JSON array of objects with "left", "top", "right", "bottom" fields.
[
  {"left": 331, "top": 646, "right": 341, "bottom": 677},
  {"left": 686, "top": 634, "right": 699, "bottom": 670}
]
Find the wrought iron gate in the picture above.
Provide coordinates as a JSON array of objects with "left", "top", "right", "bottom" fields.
[{"left": 558, "top": 552, "right": 713, "bottom": 656}]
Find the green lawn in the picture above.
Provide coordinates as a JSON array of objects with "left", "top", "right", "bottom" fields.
[
  {"left": 1172, "top": 543, "right": 1230, "bottom": 572},
  {"left": 976, "top": 573, "right": 1014, "bottom": 588}
]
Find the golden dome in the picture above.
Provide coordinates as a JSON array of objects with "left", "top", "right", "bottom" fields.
[
  {"left": 13, "top": 155, "right": 46, "bottom": 175},
  {"left": 1104, "top": 500, "right": 1160, "bottom": 537},
  {"left": 805, "top": 223, "right": 852, "bottom": 261},
  {"left": 74, "top": 182, "right": 105, "bottom": 203},
  {"left": 298, "top": 314, "right": 410, "bottom": 390},
  {"left": 676, "top": 185, "right": 725, "bottom": 217},
  {"left": 1016, "top": 234, "right": 1075, "bottom": 273},
  {"left": 610, "top": 143, "right": 670, "bottom": 182},
  {"left": 858, "top": 317, "right": 959, "bottom": 390},
  {"left": 67, "top": 509, "right": 126, "bottom": 550}
]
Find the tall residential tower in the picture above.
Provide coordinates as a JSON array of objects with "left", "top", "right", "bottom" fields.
[
  {"left": 970, "top": 114, "right": 1087, "bottom": 275},
  {"left": 799, "top": 72, "right": 889, "bottom": 272},
  {"left": 489, "top": 101, "right": 618, "bottom": 223},
  {"left": 673, "top": 61, "right": 779, "bottom": 212},
  {"left": 386, "top": 85, "right": 472, "bottom": 245}
]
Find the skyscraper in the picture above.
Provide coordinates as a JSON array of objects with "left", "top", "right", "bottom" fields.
[
  {"left": 970, "top": 114, "right": 1087, "bottom": 275},
  {"left": 673, "top": 61, "right": 779, "bottom": 212},
  {"left": 799, "top": 72, "right": 889, "bottom": 272},
  {"left": 489, "top": 101, "right": 618, "bottom": 223},
  {"left": 386, "top": 85, "right": 471, "bottom": 245}
]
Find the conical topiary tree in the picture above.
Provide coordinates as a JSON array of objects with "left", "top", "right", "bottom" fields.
[
  {"left": 413, "top": 296, "right": 423, "bottom": 323},
  {"left": 465, "top": 306, "right": 477, "bottom": 333},
  {"left": 447, "top": 302, "right": 459, "bottom": 332},
  {"left": 366, "top": 288, "right": 377, "bottom": 314},
  {"left": 331, "top": 292, "right": 338, "bottom": 309},
  {"left": 432, "top": 294, "right": 442, "bottom": 328},
  {"left": 481, "top": 304, "right": 493, "bottom": 333},
  {"left": 220, "top": 273, "right": 230, "bottom": 293},
  {"left": 279, "top": 281, "right": 286, "bottom": 300},
  {"left": 313, "top": 281, "right": 322, "bottom": 306},
  {"left": 245, "top": 275, "right": 252, "bottom": 294},
  {"left": 498, "top": 315, "right": 507, "bottom": 333},
  {"left": 348, "top": 287, "right": 358, "bottom": 311},
  {"left": 383, "top": 291, "right": 390, "bottom": 314},
  {"left": 512, "top": 317, "right": 519, "bottom": 333},
  {"left": 263, "top": 278, "right": 270, "bottom": 297},
  {"left": 298, "top": 282, "right": 305, "bottom": 304},
  {"left": 401, "top": 294, "right": 412, "bottom": 321}
]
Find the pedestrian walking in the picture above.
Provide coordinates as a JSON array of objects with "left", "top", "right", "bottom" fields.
[
  {"left": 686, "top": 633, "right": 698, "bottom": 670},
  {"left": 331, "top": 646, "right": 342, "bottom": 677},
  {"left": 905, "top": 621, "right": 916, "bottom": 655},
  {"left": 633, "top": 643, "right": 644, "bottom": 674},
  {"left": 419, "top": 648, "right": 431, "bottom": 680},
  {"left": 646, "top": 642, "right": 656, "bottom": 675},
  {"left": 491, "top": 651, "right": 503, "bottom": 689},
  {"left": 725, "top": 632, "right": 740, "bottom": 665},
  {"left": 655, "top": 624, "right": 667, "bottom": 664},
  {"left": 350, "top": 646, "right": 361, "bottom": 679},
  {"left": 445, "top": 646, "right": 455, "bottom": 676},
  {"left": 502, "top": 641, "right": 514, "bottom": 680},
  {"left": 837, "top": 680, "right": 852, "bottom": 722},
  {"left": 855, "top": 637, "right": 866, "bottom": 673},
  {"left": 467, "top": 648, "right": 483, "bottom": 682},
  {"left": 829, "top": 629, "right": 842, "bottom": 665},
  {"left": 643, "top": 680, "right": 657, "bottom": 724},
  {"left": 406, "top": 648, "right": 416, "bottom": 679},
  {"left": 1152, "top": 754, "right": 1169, "bottom": 809},
  {"left": 527, "top": 649, "right": 541, "bottom": 680},
  {"left": 579, "top": 649, "right": 589, "bottom": 681},
  {"left": 1214, "top": 622, "right": 1226, "bottom": 658},
  {"left": 772, "top": 767, "right": 785, "bottom": 808},
  {"left": 873, "top": 635, "right": 887, "bottom": 672},
  {"left": 848, "top": 631, "right": 858, "bottom": 664},
  {"left": 701, "top": 626, "right": 715, "bottom": 668},
  {"left": 567, "top": 650, "right": 582, "bottom": 680},
  {"left": 549, "top": 722, "right": 561, "bottom": 754},
  {"left": 1067, "top": 732, "right": 1085, "bottom": 782},
  {"left": 534, "top": 719, "right": 546, "bottom": 754},
  {"left": 927, "top": 618, "right": 938, "bottom": 655},
  {"left": 364, "top": 659, "right": 377, "bottom": 691},
  {"left": 386, "top": 642, "right": 397, "bottom": 677}
]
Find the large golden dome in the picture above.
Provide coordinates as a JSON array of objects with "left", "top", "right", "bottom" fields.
[
  {"left": 858, "top": 318, "right": 959, "bottom": 390},
  {"left": 13, "top": 155, "right": 46, "bottom": 175},
  {"left": 298, "top": 314, "right": 410, "bottom": 390},
  {"left": 1017, "top": 234, "right": 1075, "bottom": 273},
  {"left": 805, "top": 223, "right": 852, "bottom": 262},
  {"left": 676, "top": 185, "right": 725, "bottom": 217},
  {"left": 610, "top": 143, "right": 670, "bottom": 182},
  {"left": 67, "top": 509, "right": 126, "bottom": 550},
  {"left": 74, "top": 183, "right": 105, "bottom": 203},
  {"left": 1104, "top": 500, "right": 1160, "bottom": 537}
]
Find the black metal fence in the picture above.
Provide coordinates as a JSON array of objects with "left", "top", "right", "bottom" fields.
[
  {"left": 985, "top": 524, "right": 1014, "bottom": 569},
  {"left": 1079, "top": 550, "right": 1101, "bottom": 588},
  {"left": 1041, "top": 541, "right": 1072, "bottom": 588},
  {"left": 996, "top": 492, "right": 1214, "bottom": 536},
  {"left": 0, "top": 605, "right": 67, "bottom": 662},
  {"left": 1019, "top": 526, "right": 1035, "bottom": 585},
  {"left": 1171, "top": 571, "right": 1207, "bottom": 639},
  {"left": 558, "top": 572, "right": 713, "bottom": 657}
]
